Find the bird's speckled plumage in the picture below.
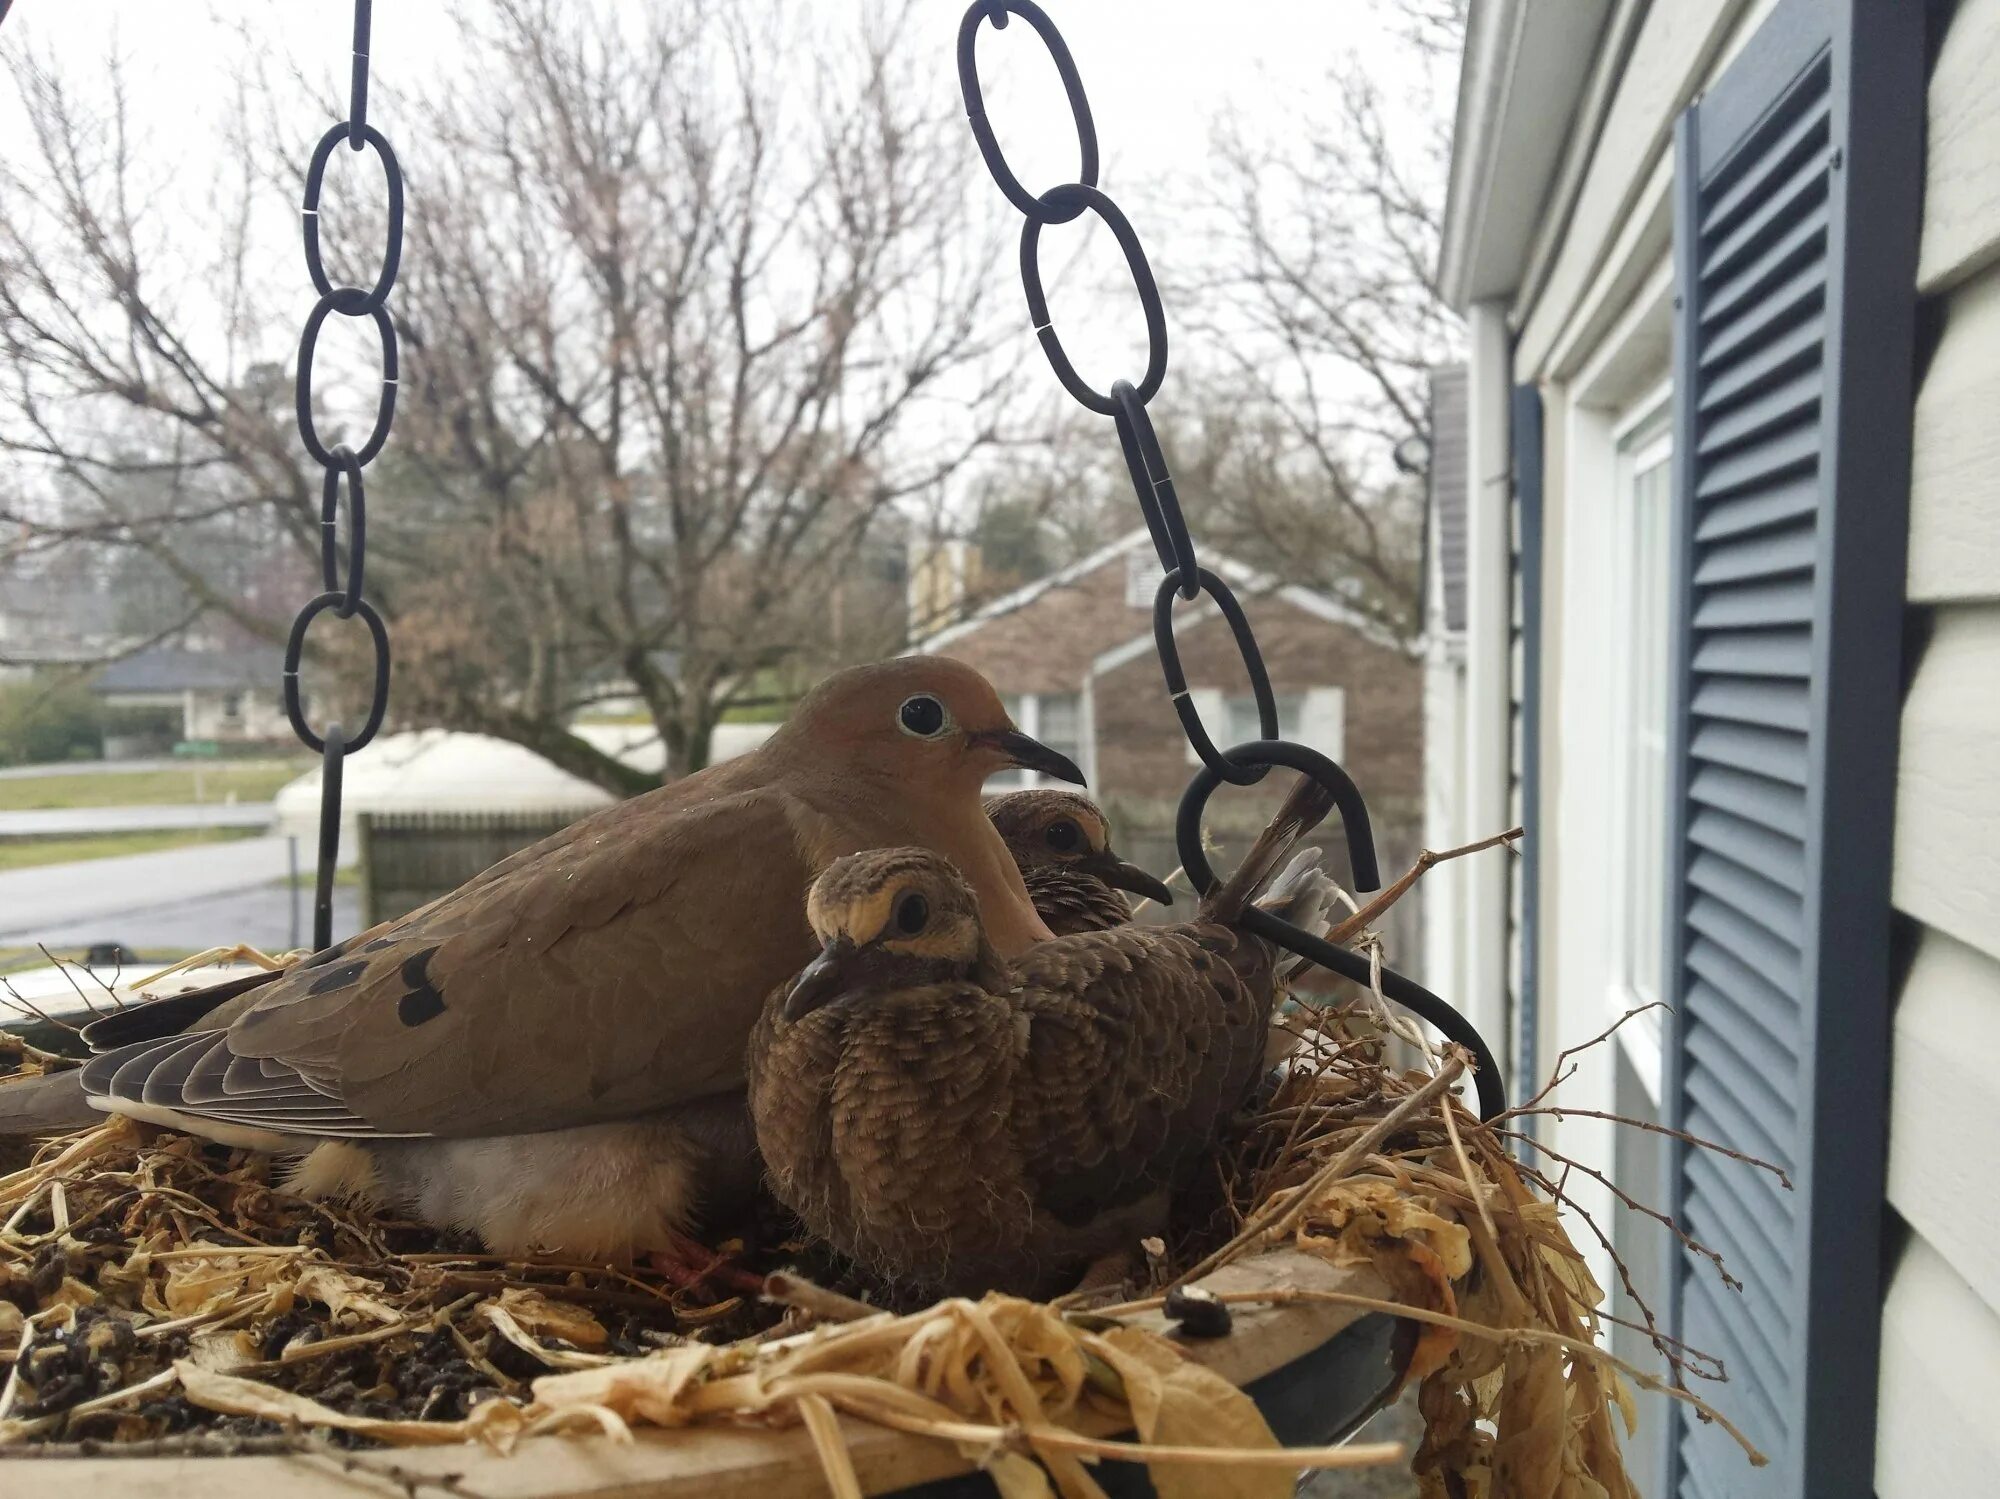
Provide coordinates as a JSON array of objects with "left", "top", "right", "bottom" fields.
[
  {"left": 2, "top": 659, "right": 1089, "bottom": 1262},
  {"left": 748, "top": 783, "right": 1333, "bottom": 1298},
  {"left": 985, "top": 789, "right": 1173, "bottom": 935}
]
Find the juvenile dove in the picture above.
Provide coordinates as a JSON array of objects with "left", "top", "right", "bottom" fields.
[
  {"left": 0, "top": 659, "right": 1083, "bottom": 1265},
  {"left": 746, "top": 778, "right": 1336, "bottom": 1299},
  {"left": 985, "top": 789, "right": 1173, "bottom": 934}
]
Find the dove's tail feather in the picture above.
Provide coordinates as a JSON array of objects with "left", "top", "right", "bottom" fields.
[
  {"left": 1254, "top": 849, "right": 1338, "bottom": 936},
  {"left": 1198, "top": 772, "right": 1337, "bottom": 926},
  {"left": 0, "top": 1068, "right": 99, "bottom": 1135}
]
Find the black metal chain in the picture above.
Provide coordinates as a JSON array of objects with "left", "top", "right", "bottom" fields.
[
  {"left": 955, "top": 0, "right": 1505, "bottom": 1118},
  {"left": 284, "top": 0, "right": 399, "bottom": 951}
]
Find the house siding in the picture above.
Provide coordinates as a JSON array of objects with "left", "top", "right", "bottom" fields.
[
  {"left": 1091, "top": 602, "right": 1422, "bottom": 831},
  {"left": 929, "top": 556, "right": 1149, "bottom": 696},
  {"left": 1878, "top": 0, "right": 2000, "bottom": 1479},
  {"left": 1449, "top": 0, "right": 1977, "bottom": 1491}
]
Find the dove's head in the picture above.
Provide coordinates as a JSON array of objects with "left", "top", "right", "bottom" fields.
[
  {"left": 984, "top": 789, "right": 1174, "bottom": 906},
  {"left": 782, "top": 848, "right": 987, "bottom": 1020},
  {"left": 775, "top": 657, "right": 1085, "bottom": 792}
]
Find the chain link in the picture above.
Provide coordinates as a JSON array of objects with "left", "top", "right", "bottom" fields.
[
  {"left": 955, "top": 0, "right": 1504, "bottom": 1118},
  {"left": 285, "top": 0, "right": 398, "bottom": 951}
]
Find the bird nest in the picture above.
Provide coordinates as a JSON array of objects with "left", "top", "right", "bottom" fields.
[{"left": 0, "top": 990, "right": 1770, "bottom": 1498}]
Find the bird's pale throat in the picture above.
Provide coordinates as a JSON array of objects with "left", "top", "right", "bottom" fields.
[{"left": 905, "top": 799, "right": 1051, "bottom": 956}]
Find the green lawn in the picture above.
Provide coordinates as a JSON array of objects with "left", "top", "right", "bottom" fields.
[
  {"left": 0, "top": 759, "right": 311, "bottom": 812},
  {"left": 0, "top": 826, "right": 262, "bottom": 872},
  {"left": 0, "top": 945, "right": 195, "bottom": 977},
  {"left": 285, "top": 863, "right": 360, "bottom": 889}
]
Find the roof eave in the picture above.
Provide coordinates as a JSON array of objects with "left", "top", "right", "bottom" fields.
[{"left": 1437, "top": 0, "right": 1612, "bottom": 313}]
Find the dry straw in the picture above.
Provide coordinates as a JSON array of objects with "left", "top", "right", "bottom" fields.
[{"left": 0, "top": 836, "right": 1782, "bottom": 1495}]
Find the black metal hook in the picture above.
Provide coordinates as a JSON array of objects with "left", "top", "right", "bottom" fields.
[{"left": 1174, "top": 743, "right": 1505, "bottom": 1120}]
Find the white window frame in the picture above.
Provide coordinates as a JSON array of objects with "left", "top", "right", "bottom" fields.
[
  {"left": 1605, "top": 399, "right": 1674, "bottom": 1095},
  {"left": 1181, "top": 686, "right": 1344, "bottom": 765},
  {"left": 1546, "top": 256, "right": 1676, "bottom": 1124},
  {"left": 1123, "top": 548, "right": 1156, "bottom": 609},
  {"left": 990, "top": 690, "right": 1088, "bottom": 790}
]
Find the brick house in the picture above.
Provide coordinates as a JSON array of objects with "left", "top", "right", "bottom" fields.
[
  {"left": 91, "top": 646, "right": 293, "bottom": 755},
  {"left": 915, "top": 530, "right": 1422, "bottom": 900}
]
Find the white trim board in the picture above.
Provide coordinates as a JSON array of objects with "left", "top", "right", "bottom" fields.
[{"left": 1439, "top": 0, "right": 1614, "bottom": 309}]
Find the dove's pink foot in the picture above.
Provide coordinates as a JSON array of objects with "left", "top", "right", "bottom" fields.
[{"left": 646, "top": 1229, "right": 763, "bottom": 1295}]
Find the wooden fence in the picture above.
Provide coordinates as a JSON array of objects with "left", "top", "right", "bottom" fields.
[
  {"left": 356, "top": 805, "right": 1428, "bottom": 971},
  {"left": 356, "top": 810, "right": 591, "bottom": 925}
]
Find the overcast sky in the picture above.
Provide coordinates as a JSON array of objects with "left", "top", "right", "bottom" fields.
[
  {"left": 1, "top": 1, "right": 1449, "bottom": 523},
  {"left": 3, "top": 3, "right": 1411, "bottom": 190},
  {"left": 2, "top": 2, "right": 1429, "bottom": 372}
]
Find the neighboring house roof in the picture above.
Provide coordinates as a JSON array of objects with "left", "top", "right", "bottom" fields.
[
  {"left": 914, "top": 529, "right": 1148, "bottom": 653},
  {"left": 92, "top": 647, "right": 279, "bottom": 695},
  {"left": 917, "top": 528, "right": 1411, "bottom": 660},
  {"left": 1427, "top": 365, "right": 1469, "bottom": 636}
]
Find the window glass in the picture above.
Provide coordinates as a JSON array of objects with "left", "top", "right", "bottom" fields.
[
  {"left": 1124, "top": 550, "right": 1155, "bottom": 608},
  {"left": 1226, "top": 692, "right": 1301, "bottom": 746},
  {"left": 1618, "top": 429, "right": 1674, "bottom": 1022},
  {"left": 988, "top": 693, "right": 1029, "bottom": 788},
  {"left": 988, "top": 692, "right": 1081, "bottom": 789},
  {"left": 1038, "top": 693, "right": 1080, "bottom": 762}
]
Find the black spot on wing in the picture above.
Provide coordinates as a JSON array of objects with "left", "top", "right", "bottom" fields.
[
  {"left": 299, "top": 933, "right": 363, "bottom": 969},
  {"left": 362, "top": 936, "right": 397, "bottom": 952},
  {"left": 396, "top": 948, "right": 446, "bottom": 1027},
  {"left": 306, "top": 959, "right": 369, "bottom": 996}
]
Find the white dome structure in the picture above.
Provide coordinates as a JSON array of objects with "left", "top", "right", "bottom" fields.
[
  {"left": 273, "top": 729, "right": 616, "bottom": 841},
  {"left": 272, "top": 722, "right": 780, "bottom": 840}
]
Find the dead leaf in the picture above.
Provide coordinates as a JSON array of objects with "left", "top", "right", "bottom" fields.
[
  {"left": 175, "top": 1359, "right": 523, "bottom": 1447},
  {"left": 1492, "top": 1344, "right": 1565, "bottom": 1499},
  {"left": 523, "top": 1345, "right": 720, "bottom": 1428},
  {"left": 184, "top": 1327, "right": 257, "bottom": 1373},
  {"left": 484, "top": 1297, "right": 617, "bottom": 1370},
  {"left": 983, "top": 1450, "right": 1057, "bottom": 1498},
  {"left": 493, "top": 1287, "right": 610, "bottom": 1349},
  {"left": 1090, "top": 1326, "right": 1289, "bottom": 1499},
  {"left": 295, "top": 1265, "right": 403, "bottom": 1326},
  {"left": 160, "top": 1255, "right": 287, "bottom": 1317}
]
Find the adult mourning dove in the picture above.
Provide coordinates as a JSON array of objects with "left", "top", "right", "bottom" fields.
[
  {"left": 0, "top": 658, "right": 1084, "bottom": 1264},
  {"left": 985, "top": 789, "right": 1174, "bottom": 934},
  {"left": 746, "top": 777, "right": 1336, "bottom": 1299}
]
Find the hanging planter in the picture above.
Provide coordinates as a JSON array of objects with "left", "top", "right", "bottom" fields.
[
  {"left": 0, "top": 6, "right": 1782, "bottom": 1493},
  {"left": 0, "top": 988, "right": 1772, "bottom": 1497}
]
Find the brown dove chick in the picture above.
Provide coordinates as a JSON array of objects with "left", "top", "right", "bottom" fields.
[
  {"left": 2, "top": 658, "right": 1084, "bottom": 1266},
  {"left": 747, "top": 782, "right": 1336, "bottom": 1299},
  {"left": 985, "top": 789, "right": 1174, "bottom": 934}
]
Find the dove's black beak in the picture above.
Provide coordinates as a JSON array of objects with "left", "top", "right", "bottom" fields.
[
  {"left": 976, "top": 728, "right": 1087, "bottom": 787},
  {"left": 1089, "top": 852, "right": 1175, "bottom": 906},
  {"left": 783, "top": 936, "right": 858, "bottom": 1022}
]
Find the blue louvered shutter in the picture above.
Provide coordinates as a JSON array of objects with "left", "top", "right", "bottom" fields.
[
  {"left": 1510, "top": 383, "right": 1544, "bottom": 1108},
  {"left": 1663, "top": 2, "right": 1921, "bottom": 1497}
]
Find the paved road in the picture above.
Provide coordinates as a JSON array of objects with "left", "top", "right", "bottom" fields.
[
  {"left": 0, "top": 802, "right": 275, "bottom": 835},
  {"left": 21, "top": 879, "right": 361, "bottom": 955},
  {"left": 0, "top": 834, "right": 357, "bottom": 946},
  {"left": 0, "top": 758, "right": 191, "bottom": 780}
]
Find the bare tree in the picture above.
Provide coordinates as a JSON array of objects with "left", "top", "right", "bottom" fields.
[
  {"left": 904, "top": 2, "right": 1465, "bottom": 647},
  {"left": 0, "top": 0, "right": 1013, "bottom": 788},
  {"left": 1172, "top": 1, "right": 1465, "bottom": 642}
]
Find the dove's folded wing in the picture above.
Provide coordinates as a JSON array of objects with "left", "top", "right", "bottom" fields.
[
  {"left": 1015, "top": 925, "right": 1273, "bottom": 1227},
  {"left": 82, "top": 784, "right": 821, "bottom": 1139}
]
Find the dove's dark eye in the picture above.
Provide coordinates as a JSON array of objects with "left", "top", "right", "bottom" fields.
[
  {"left": 897, "top": 694, "right": 949, "bottom": 738},
  {"left": 1044, "top": 818, "right": 1082, "bottom": 853},
  {"left": 894, "top": 892, "right": 930, "bottom": 935}
]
